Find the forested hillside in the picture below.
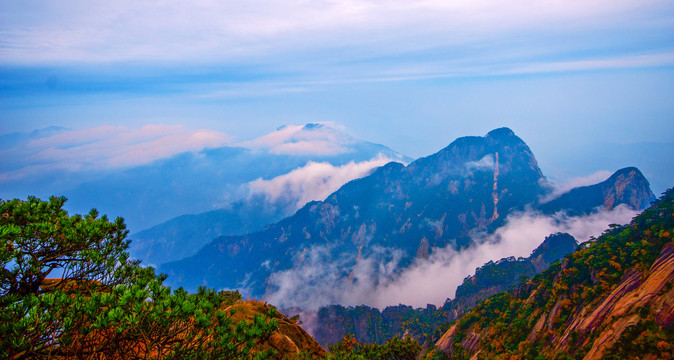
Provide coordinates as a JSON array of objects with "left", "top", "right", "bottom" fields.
[{"left": 433, "top": 189, "right": 674, "bottom": 359}]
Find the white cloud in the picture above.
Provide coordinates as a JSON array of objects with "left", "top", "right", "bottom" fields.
[
  {"left": 1, "top": 0, "right": 670, "bottom": 69},
  {"left": 541, "top": 170, "right": 612, "bottom": 203},
  {"left": 248, "top": 155, "right": 395, "bottom": 211},
  {"left": 239, "top": 123, "right": 354, "bottom": 155},
  {"left": 465, "top": 154, "right": 495, "bottom": 171},
  {"left": 0, "top": 124, "right": 231, "bottom": 181},
  {"left": 263, "top": 204, "right": 638, "bottom": 310}
]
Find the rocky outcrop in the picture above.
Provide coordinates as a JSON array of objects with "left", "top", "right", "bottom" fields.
[
  {"left": 579, "top": 243, "right": 674, "bottom": 359},
  {"left": 227, "top": 301, "right": 327, "bottom": 359}
]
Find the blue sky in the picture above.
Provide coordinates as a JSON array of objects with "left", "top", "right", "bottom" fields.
[{"left": 1, "top": 0, "right": 674, "bottom": 192}]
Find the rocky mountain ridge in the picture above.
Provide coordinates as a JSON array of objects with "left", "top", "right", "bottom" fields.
[{"left": 159, "top": 128, "right": 655, "bottom": 303}]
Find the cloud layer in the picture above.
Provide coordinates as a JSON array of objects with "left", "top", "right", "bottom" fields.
[
  {"left": 540, "top": 170, "right": 613, "bottom": 203},
  {"left": 0, "top": 124, "right": 231, "bottom": 182},
  {"left": 263, "top": 205, "right": 639, "bottom": 309},
  {"left": 2, "top": 0, "right": 672, "bottom": 80}
]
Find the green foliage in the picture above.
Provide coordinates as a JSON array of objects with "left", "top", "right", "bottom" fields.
[
  {"left": 318, "top": 334, "right": 421, "bottom": 360},
  {"left": 0, "top": 196, "right": 277, "bottom": 359},
  {"left": 603, "top": 319, "right": 674, "bottom": 360}
]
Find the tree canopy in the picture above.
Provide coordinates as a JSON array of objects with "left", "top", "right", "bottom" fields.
[{"left": 0, "top": 196, "right": 278, "bottom": 359}]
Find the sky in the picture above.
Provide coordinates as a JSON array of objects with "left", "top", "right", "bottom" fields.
[{"left": 1, "top": 0, "right": 674, "bottom": 190}]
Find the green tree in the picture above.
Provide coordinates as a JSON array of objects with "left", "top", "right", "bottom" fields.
[
  {"left": 322, "top": 334, "right": 421, "bottom": 360},
  {"left": 0, "top": 196, "right": 278, "bottom": 359}
]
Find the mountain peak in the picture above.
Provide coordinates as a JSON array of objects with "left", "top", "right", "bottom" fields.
[
  {"left": 603, "top": 166, "right": 655, "bottom": 210},
  {"left": 609, "top": 166, "right": 643, "bottom": 179},
  {"left": 486, "top": 127, "right": 515, "bottom": 138}
]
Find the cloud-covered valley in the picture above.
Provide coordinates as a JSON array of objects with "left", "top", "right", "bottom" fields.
[{"left": 263, "top": 204, "right": 639, "bottom": 310}]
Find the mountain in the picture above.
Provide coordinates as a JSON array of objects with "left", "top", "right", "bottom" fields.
[
  {"left": 298, "top": 233, "right": 578, "bottom": 347},
  {"left": 541, "top": 166, "right": 655, "bottom": 216},
  {"left": 540, "top": 140, "right": 674, "bottom": 198},
  {"left": 433, "top": 188, "right": 674, "bottom": 359},
  {"left": 159, "top": 128, "right": 653, "bottom": 303},
  {"left": 160, "top": 128, "right": 544, "bottom": 292}
]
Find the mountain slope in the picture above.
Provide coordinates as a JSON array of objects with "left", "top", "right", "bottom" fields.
[{"left": 434, "top": 188, "right": 674, "bottom": 359}]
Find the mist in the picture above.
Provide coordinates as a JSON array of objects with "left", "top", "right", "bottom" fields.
[{"left": 263, "top": 204, "right": 638, "bottom": 310}]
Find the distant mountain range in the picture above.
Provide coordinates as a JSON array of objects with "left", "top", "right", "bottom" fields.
[
  {"left": 159, "top": 128, "right": 655, "bottom": 303},
  {"left": 68, "top": 124, "right": 411, "bottom": 232}
]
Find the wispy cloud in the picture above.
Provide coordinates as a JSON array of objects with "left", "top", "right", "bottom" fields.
[
  {"left": 540, "top": 170, "right": 613, "bottom": 203},
  {"left": 248, "top": 155, "right": 396, "bottom": 211},
  {"left": 263, "top": 205, "right": 638, "bottom": 309},
  {"left": 239, "top": 123, "right": 354, "bottom": 155},
  {"left": 0, "top": 124, "right": 231, "bottom": 182},
  {"left": 1, "top": 0, "right": 672, "bottom": 75}
]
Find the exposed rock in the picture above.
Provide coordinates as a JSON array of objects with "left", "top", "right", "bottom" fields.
[{"left": 227, "top": 301, "right": 327, "bottom": 359}]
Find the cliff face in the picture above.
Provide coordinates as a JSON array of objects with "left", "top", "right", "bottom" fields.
[
  {"left": 434, "top": 189, "right": 674, "bottom": 359},
  {"left": 570, "top": 243, "right": 674, "bottom": 359}
]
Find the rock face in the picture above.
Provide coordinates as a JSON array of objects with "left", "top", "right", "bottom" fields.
[
  {"left": 160, "top": 128, "right": 655, "bottom": 302},
  {"left": 434, "top": 189, "right": 674, "bottom": 359},
  {"left": 576, "top": 243, "right": 674, "bottom": 359}
]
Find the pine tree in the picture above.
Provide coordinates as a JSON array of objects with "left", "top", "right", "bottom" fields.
[{"left": 1, "top": 196, "right": 278, "bottom": 359}]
